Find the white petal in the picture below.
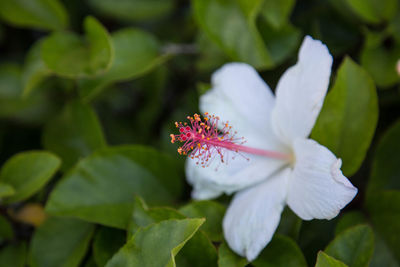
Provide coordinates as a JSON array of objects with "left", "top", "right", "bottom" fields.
[
  {"left": 271, "top": 36, "right": 333, "bottom": 145},
  {"left": 287, "top": 139, "right": 358, "bottom": 220},
  {"left": 223, "top": 169, "right": 290, "bottom": 261},
  {"left": 186, "top": 152, "right": 287, "bottom": 198},
  {"left": 201, "top": 63, "right": 283, "bottom": 149}
]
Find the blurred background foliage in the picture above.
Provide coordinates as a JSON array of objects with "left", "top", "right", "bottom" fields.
[{"left": 0, "top": 0, "right": 399, "bottom": 266}]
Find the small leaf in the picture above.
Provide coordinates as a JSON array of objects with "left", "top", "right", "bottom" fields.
[
  {"left": 42, "top": 100, "right": 106, "bottom": 171},
  {"left": 316, "top": 251, "right": 348, "bottom": 267},
  {"left": 312, "top": 57, "right": 378, "bottom": 176},
  {"left": 0, "top": 243, "right": 27, "bottom": 267},
  {"left": 325, "top": 225, "right": 374, "bottom": 267},
  {"left": 0, "top": 151, "right": 61, "bottom": 203},
  {"left": 93, "top": 227, "right": 126, "bottom": 267},
  {"left": 0, "top": 0, "right": 68, "bottom": 31},
  {"left": 41, "top": 16, "right": 113, "bottom": 78},
  {"left": 30, "top": 217, "right": 95, "bottom": 267},
  {"left": 367, "top": 119, "right": 400, "bottom": 195},
  {"left": 335, "top": 211, "right": 367, "bottom": 236},
  {"left": 105, "top": 218, "right": 204, "bottom": 267},
  {"left": 46, "top": 145, "right": 183, "bottom": 229},
  {"left": 79, "top": 28, "right": 168, "bottom": 101},
  {"left": 87, "top": 0, "right": 174, "bottom": 22},
  {"left": 218, "top": 242, "right": 248, "bottom": 267},
  {"left": 0, "top": 183, "right": 14, "bottom": 198},
  {"left": 179, "top": 200, "right": 226, "bottom": 241},
  {"left": 253, "top": 235, "right": 307, "bottom": 267}
]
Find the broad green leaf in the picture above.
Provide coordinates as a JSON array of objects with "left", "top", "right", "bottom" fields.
[
  {"left": 335, "top": 212, "right": 399, "bottom": 267},
  {"left": 360, "top": 31, "right": 400, "bottom": 88},
  {"left": 41, "top": 16, "right": 113, "bottom": 78},
  {"left": 105, "top": 218, "right": 204, "bottom": 267},
  {"left": 0, "top": 215, "right": 13, "bottom": 243},
  {"left": 367, "top": 119, "right": 400, "bottom": 195},
  {"left": 325, "top": 225, "right": 374, "bottom": 267},
  {"left": 93, "top": 227, "right": 126, "bottom": 267},
  {"left": 0, "top": 243, "right": 26, "bottom": 267},
  {"left": 344, "top": 0, "right": 397, "bottom": 23},
  {"left": 22, "top": 40, "right": 52, "bottom": 97},
  {"left": 0, "top": 0, "right": 68, "bottom": 31},
  {"left": 128, "top": 198, "right": 217, "bottom": 267},
  {"left": 253, "top": 235, "right": 307, "bottom": 267},
  {"left": 0, "top": 151, "right": 61, "bottom": 203},
  {"left": 128, "top": 197, "right": 185, "bottom": 239},
  {"left": 30, "top": 217, "right": 95, "bottom": 267},
  {"left": 316, "top": 251, "right": 348, "bottom": 267},
  {"left": 193, "top": 0, "right": 273, "bottom": 69},
  {"left": 0, "top": 182, "right": 14, "bottom": 198},
  {"left": 179, "top": 200, "right": 226, "bottom": 241},
  {"left": 218, "top": 242, "right": 248, "bottom": 267},
  {"left": 87, "top": 0, "right": 174, "bottom": 22},
  {"left": 366, "top": 191, "right": 400, "bottom": 262},
  {"left": 312, "top": 57, "right": 378, "bottom": 176},
  {"left": 46, "top": 145, "right": 183, "bottom": 229},
  {"left": 42, "top": 100, "right": 106, "bottom": 171},
  {"left": 79, "top": 28, "right": 168, "bottom": 101},
  {"left": 260, "top": 0, "right": 296, "bottom": 29}
]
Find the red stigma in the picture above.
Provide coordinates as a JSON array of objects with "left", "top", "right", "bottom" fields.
[{"left": 170, "top": 113, "right": 245, "bottom": 167}]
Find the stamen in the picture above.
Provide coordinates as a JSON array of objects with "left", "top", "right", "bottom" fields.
[{"left": 170, "top": 113, "right": 290, "bottom": 167}]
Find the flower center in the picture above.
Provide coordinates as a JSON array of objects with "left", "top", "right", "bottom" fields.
[{"left": 170, "top": 113, "right": 291, "bottom": 167}]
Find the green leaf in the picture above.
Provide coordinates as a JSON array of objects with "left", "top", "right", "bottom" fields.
[
  {"left": 367, "top": 119, "right": 400, "bottom": 195},
  {"left": 128, "top": 198, "right": 217, "bottom": 267},
  {"left": 93, "top": 227, "right": 126, "bottom": 267},
  {"left": 360, "top": 31, "right": 400, "bottom": 88},
  {"left": 128, "top": 197, "right": 185, "bottom": 239},
  {"left": 344, "top": 0, "right": 397, "bottom": 23},
  {"left": 260, "top": 0, "right": 296, "bottom": 29},
  {"left": 179, "top": 200, "right": 226, "bottom": 242},
  {"left": 0, "top": 0, "right": 68, "bottom": 31},
  {"left": 0, "top": 182, "right": 14, "bottom": 198},
  {"left": 193, "top": 0, "right": 273, "bottom": 69},
  {"left": 335, "top": 211, "right": 367, "bottom": 236},
  {"left": 253, "top": 235, "right": 307, "bottom": 267},
  {"left": 22, "top": 40, "right": 52, "bottom": 97},
  {"left": 105, "top": 218, "right": 204, "bottom": 267},
  {"left": 366, "top": 191, "right": 400, "bottom": 262},
  {"left": 325, "top": 225, "right": 374, "bottom": 267},
  {"left": 0, "top": 63, "right": 57, "bottom": 123},
  {"left": 0, "top": 151, "right": 61, "bottom": 203},
  {"left": 0, "top": 243, "right": 27, "bottom": 267},
  {"left": 46, "top": 145, "right": 183, "bottom": 229},
  {"left": 79, "top": 28, "right": 168, "bottom": 101},
  {"left": 0, "top": 215, "right": 13, "bottom": 243},
  {"left": 30, "top": 217, "right": 95, "bottom": 267},
  {"left": 87, "top": 0, "right": 174, "bottom": 22},
  {"left": 41, "top": 16, "right": 113, "bottom": 78},
  {"left": 42, "top": 100, "right": 106, "bottom": 171},
  {"left": 316, "top": 251, "right": 348, "bottom": 267},
  {"left": 218, "top": 242, "right": 248, "bottom": 267},
  {"left": 312, "top": 57, "right": 378, "bottom": 176}
]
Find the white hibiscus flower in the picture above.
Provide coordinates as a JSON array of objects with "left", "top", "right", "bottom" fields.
[{"left": 180, "top": 36, "right": 357, "bottom": 261}]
